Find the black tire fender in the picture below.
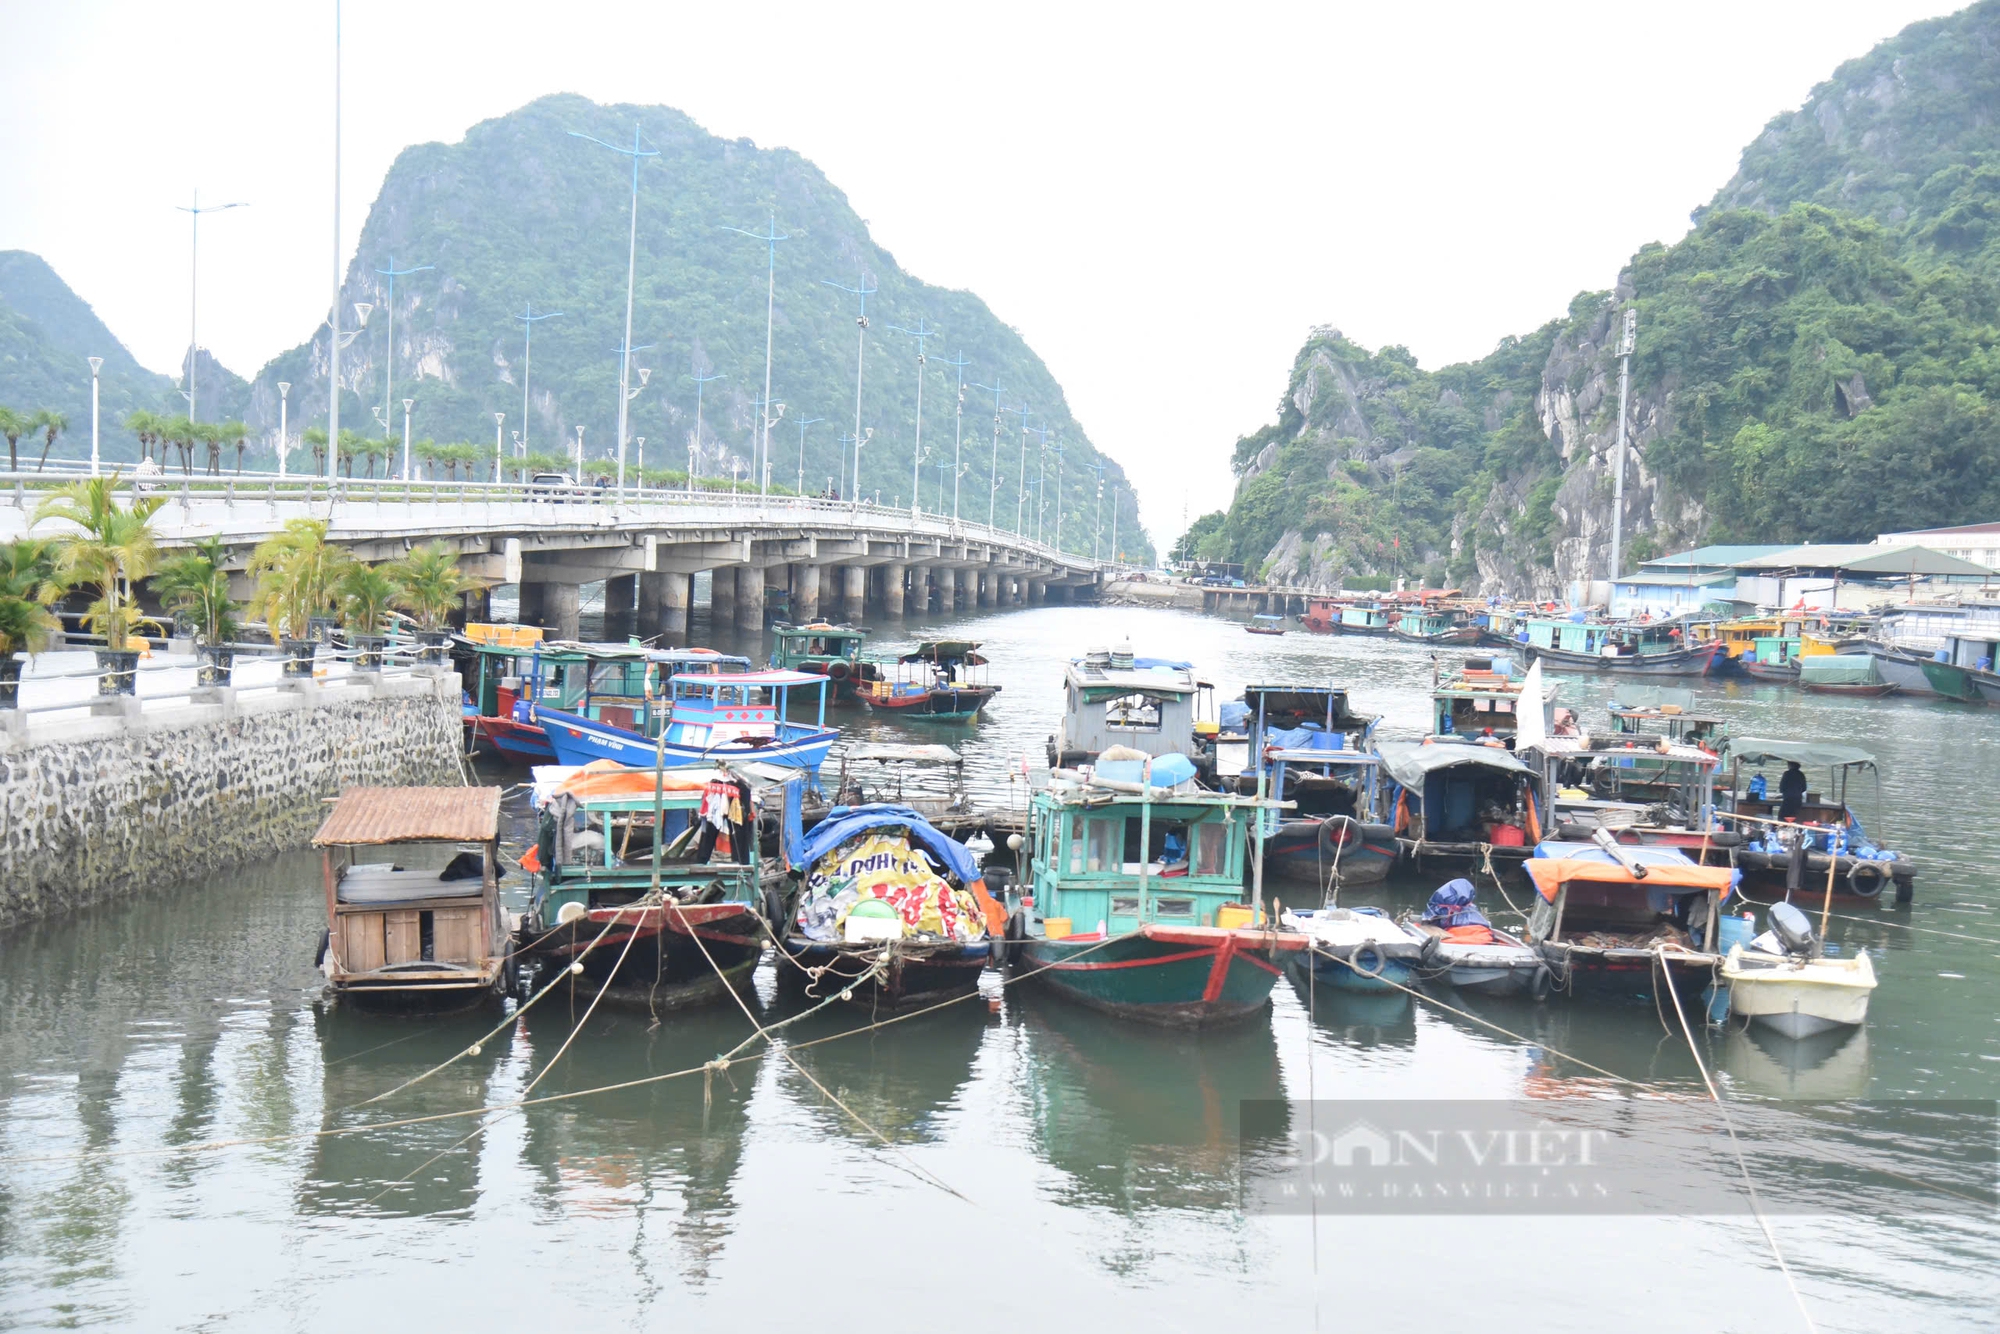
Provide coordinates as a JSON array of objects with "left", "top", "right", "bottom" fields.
[
  {"left": 1530, "top": 964, "right": 1554, "bottom": 1002},
  {"left": 1846, "top": 860, "right": 1886, "bottom": 900},
  {"left": 1350, "top": 945, "right": 1387, "bottom": 979},
  {"left": 314, "top": 928, "right": 330, "bottom": 969}
]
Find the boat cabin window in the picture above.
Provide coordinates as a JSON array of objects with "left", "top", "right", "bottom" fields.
[
  {"left": 1067, "top": 814, "right": 1122, "bottom": 874},
  {"left": 1103, "top": 692, "right": 1164, "bottom": 732},
  {"left": 1190, "top": 820, "right": 1230, "bottom": 877}
]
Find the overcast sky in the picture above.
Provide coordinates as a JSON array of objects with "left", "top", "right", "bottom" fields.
[{"left": 0, "top": 0, "right": 1960, "bottom": 543}]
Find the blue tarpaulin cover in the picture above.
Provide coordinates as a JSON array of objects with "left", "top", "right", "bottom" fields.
[
  {"left": 1419, "top": 878, "right": 1491, "bottom": 929},
  {"left": 1219, "top": 701, "right": 1252, "bottom": 732},
  {"left": 1269, "top": 725, "right": 1344, "bottom": 751},
  {"left": 1094, "top": 753, "right": 1200, "bottom": 788},
  {"left": 791, "top": 803, "right": 980, "bottom": 883}
]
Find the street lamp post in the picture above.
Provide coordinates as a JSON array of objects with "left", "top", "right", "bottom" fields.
[
  {"left": 493, "top": 413, "right": 505, "bottom": 483},
  {"left": 1085, "top": 461, "right": 1107, "bottom": 561},
  {"left": 1012, "top": 406, "right": 1033, "bottom": 535},
  {"left": 822, "top": 276, "right": 877, "bottom": 511},
  {"left": 793, "top": 415, "right": 824, "bottom": 495},
  {"left": 635, "top": 437, "right": 644, "bottom": 494},
  {"left": 277, "top": 381, "right": 290, "bottom": 478},
  {"left": 848, "top": 428, "right": 873, "bottom": 511},
  {"left": 722, "top": 215, "right": 788, "bottom": 495},
  {"left": 328, "top": 302, "right": 372, "bottom": 480},
  {"left": 373, "top": 256, "right": 433, "bottom": 462},
  {"left": 934, "top": 350, "right": 970, "bottom": 520},
  {"left": 1110, "top": 483, "right": 1122, "bottom": 566},
  {"left": 574, "top": 424, "right": 585, "bottom": 479},
  {"left": 619, "top": 359, "right": 654, "bottom": 497},
  {"left": 1051, "top": 441, "right": 1067, "bottom": 551},
  {"left": 750, "top": 391, "right": 785, "bottom": 491},
  {"left": 87, "top": 357, "right": 102, "bottom": 475},
  {"left": 688, "top": 364, "right": 724, "bottom": 482},
  {"left": 887, "top": 317, "right": 939, "bottom": 518},
  {"left": 176, "top": 189, "right": 248, "bottom": 425},
  {"left": 1029, "top": 424, "right": 1053, "bottom": 543},
  {"left": 971, "top": 378, "right": 1007, "bottom": 530},
  {"left": 400, "top": 397, "right": 413, "bottom": 481},
  {"left": 569, "top": 123, "right": 658, "bottom": 510},
  {"left": 328, "top": 0, "right": 342, "bottom": 478},
  {"left": 514, "top": 302, "right": 564, "bottom": 457}
]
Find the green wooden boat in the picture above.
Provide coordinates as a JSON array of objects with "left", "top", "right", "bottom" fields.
[
  {"left": 768, "top": 622, "right": 879, "bottom": 697},
  {"left": 1004, "top": 762, "right": 1303, "bottom": 1027}
]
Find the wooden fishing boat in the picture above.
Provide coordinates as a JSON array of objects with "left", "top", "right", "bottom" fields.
[
  {"left": 1245, "top": 613, "right": 1288, "bottom": 636},
  {"left": 1722, "top": 902, "right": 1877, "bottom": 1039},
  {"left": 1604, "top": 684, "right": 1726, "bottom": 751},
  {"left": 769, "top": 622, "right": 879, "bottom": 699},
  {"left": 1712, "top": 739, "right": 1915, "bottom": 904},
  {"left": 1334, "top": 600, "right": 1395, "bottom": 636},
  {"left": 859, "top": 640, "right": 1000, "bottom": 720},
  {"left": 1008, "top": 763, "right": 1303, "bottom": 1026},
  {"left": 534, "top": 669, "right": 837, "bottom": 775},
  {"left": 515, "top": 763, "right": 775, "bottom": 1007},
  {"left": 1430, "top": 655, "right": 1559, "bottom": 741},
  {"left": 1521, "top": 839, "right": 1734, "bottom": 999},
  {"left": 1376, "top": 737, "right": 1544, "bottom": 872},
  {"left": 312, "top": 787, "right": 512, "bottom": 1011},
  {"left": 1741, "top": 634, "right": 1802, "bottom": 681},
  {"left": 1217, "top": 685, "right": 1395, "bottom": 884},
  {"left": 1300, "top": 596, "right": 1342, "bottom": 633},
  {"left": 1391, "top": 607, "right": 1482, "bottom": 645},
  {"left": 1919, "top": 631, "right": 2000, "bottom": 704},
  {"left": 1046, "top": 642, "right": 1209, "bottom": 769},
  {"left": 1798, "top": 654, "right": 1897, "bottom": 696},
  {"left": 776, "top": 803, "right": 1002, "bottom": 1010},
  {"left": 1407, "top": 877, "right": 1549, "bottom": 998},
  {"left": 1279, "top": 906, "right": 1427, "bottom": 992},
  {"left": 1863, "top": 641, "right": 1940, "bottom": 696},
  {"left": 1516, "top": 616, "right": 1721, "bottom": 676}
]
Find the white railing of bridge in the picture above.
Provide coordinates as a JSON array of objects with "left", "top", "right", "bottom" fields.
[{"left": 0, "top": 469, "right": 1116, "bottom": 573}]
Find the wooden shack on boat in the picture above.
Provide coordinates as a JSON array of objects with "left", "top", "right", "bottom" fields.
[
  {"left": 313, "top": 787, "right": 510, "bottom": 1008},
  {"left": 1048, "top": 645, "right": 1208, "bottom": 768},
  {"left": 1375, "top": 738, "right": 1543, "bottom": 870}
]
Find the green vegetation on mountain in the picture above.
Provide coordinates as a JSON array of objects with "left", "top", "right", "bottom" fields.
[
  {"left": 248, "top": 93, "right": 1148, "bottom": 559},
  {"left": 1207, "top": 0, "right": 2000, "bottom": 591}
]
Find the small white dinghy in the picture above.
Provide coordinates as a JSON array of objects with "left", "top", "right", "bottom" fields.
[
  {"left": 1722, "top": 901, "right": 1878, "bottom": 1039},
  {"left": 1408, "top": 877, "right": 1550, "bottom": 998}
]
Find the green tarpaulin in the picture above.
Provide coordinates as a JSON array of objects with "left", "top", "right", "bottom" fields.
[
  {"left": 1375, "top": 739, "right": 1532, "bottom": 789},
  {"left": 1729, "top": 736, "right": 1879, "bottom": 769},
  {"left": 1799, "top": 655, "right": 1882, "bottom": 687}
]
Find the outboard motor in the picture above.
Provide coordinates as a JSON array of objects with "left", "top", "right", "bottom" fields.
[{"left": 1767, "top": 901, "right": 1819, "bottom": 958}]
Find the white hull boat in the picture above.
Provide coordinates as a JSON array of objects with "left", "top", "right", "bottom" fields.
[
  {"left": 1722, "top": 944, "right": 1877, "bottom": 1038},
  {"left": 1432, "top": 931, "right": 1547, "bottom": 997}
]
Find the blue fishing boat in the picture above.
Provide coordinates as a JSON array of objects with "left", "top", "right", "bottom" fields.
[
  {"left": 1230, "top": 686, "right": 1397, "bottom": 886},
  {"left": 1279, "top": 905, "right": 1428, "bottom": 993},
  {"left": 533, "top": 668, "right": 838, "bottom": 774}
]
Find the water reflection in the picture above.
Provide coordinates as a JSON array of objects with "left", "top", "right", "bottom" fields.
[
  {"left": 776, "top": 998, "right": 992, "bottom": 1146},
  {"left": 1721, "top": 1024, "right": 1873, "bottom": 1100},
  {"left": 1012, "top": 991, "right": 1284, "bottom": 1212},
  {"left": 1283, "top": 967, "right": 1417, "bottom": 1048}
]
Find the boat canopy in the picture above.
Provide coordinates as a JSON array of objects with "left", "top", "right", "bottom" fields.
[
  {"left": 1242, "top": 685, "right": 1378, "bottom": 732},
  {"left": 1729, "top": 737, "right": 1879, "bottom": 769},
  {"left": 1525, "top": 843, "right": 1739, "bottom": 902},
  {"left": 651, "top": 649, "right": 751, "bottom": 668},
  {"left": 791, "top": 803, "right": 980, "bottom": 883},
  {"left": 1375, "top": 739, "right": 1532, "bottom": 789},
  {"left": 842, "top": 743, "right": 964, "bottom": 765},
  {"left": 1608, "top": 685, "right": 1697, "bottom": 712},
  {"left": 1798, "top": 655, "right": 1882, "bottom": 686},
  {"left": 671, "top": 669, "right": 830, "bottom": 688},
  {"left": 313, "top": 787, "right": 500, "bottom": 846}
]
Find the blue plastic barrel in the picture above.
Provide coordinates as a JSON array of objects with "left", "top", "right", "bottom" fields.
[{"left": 1706, "top": 913, "right": 1757, "bottom": 1024}]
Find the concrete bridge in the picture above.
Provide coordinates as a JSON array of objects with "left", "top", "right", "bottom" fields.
[{"left": 1, "top": 473, "right": 1116, "bottom": 639}]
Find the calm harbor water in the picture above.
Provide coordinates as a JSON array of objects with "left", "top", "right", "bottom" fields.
[{"left": 1, "top": 602, "right": 1995, "bottom": 1331}]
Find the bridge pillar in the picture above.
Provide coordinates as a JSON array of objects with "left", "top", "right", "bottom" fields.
[
  {"left": 640, "top": 571, "right": 689, "bottom": 638},
  {"left": 791, "top": 563, "right": 821, "bottom": 621},
  {"left": 541, "top": 582, "right": 581, "bottom": 640},
  {"left": 708, "top": 568, "right": 737, "bottom": 626},
  {"left": 604, "top": 575, "right": 638, "bottom": 638},
  {"left": 737, "top": 567, "right": 766, "bottom": 631},
  {"left": 908, "top": 565, "right": 931, "bottom": 616},
  {"left": 880, "top": 562, "right": 907, "bottom": 620},
  {"left": 1027, "top": 578, "right": 1046, "bottom": 606},
  {"left": 937, "top": 567, "right": 958, "bottom": 612},
  {"left": 516, "top": 580, "right": 546, "bottom": 627},
  {"left": 840, "top": 565, "right": 866, "bottom": 622},
  {"left": 971, "top": 570, "right": 989, "bottom": 609}
]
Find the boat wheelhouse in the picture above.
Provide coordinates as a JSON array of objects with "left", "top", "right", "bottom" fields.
[
  {"left": 1527, "top": 733, "right": 1721, "bottom": 844},
  {"left": 313, "top": 787, "right": 511, "bottom": 1009},
  {"left": 860, "top": 640, "right": 1001, "bottom": 720},
  {"left": 1300, "top": 596, "right": 1341, "bottom": 633},
  {"left": 463, "top": 638, "right": 748, "bottom": 764},
  {"left": 1516, "top": 616, "right": 1721, "bottom": 675},
  {"left": 1717, "top": 739, "right": 1914, "bottom": 904},
  {"left": 1392, "top": 606, "right": 1480, "bottom": 645},
  {"left": 534, "top": 669, "right": 837, "bottom": 774},
  {"left": 1228, "top": 685, "right": 1394, "bottom": 885},
  {"left": 1337, "top": 600, "right": 1394, "bottom": 636},
  {"left": 1605, "top": 684, "right": 1725, "bottom": 750},
  {"left": 1047, "top": 644, "right": 1208, "bottom": 769},
  {"left": 778, "top": 803, "right": 1000, "bottom": 1009},
  {"left": 1743, "top": 634, "right": 1803, "bottom": 680},
  {"left": 1375, "top": 738, "right": 1543, "bottom": 870},
  {"left": 1012, "top": 765, "right": 1303, "bottom": 1027},
  {"left": 770, "top": 622, "right": 879, "bottom": 697},
  {"left": 1430, "top": 655, "right": 1558, "bottom": 741},
  {"left": 517, "top": 763, "right": 775, "bottom": 1006},
  {"left": 1522, "top": 841, "right": 1735, "bottom": 998}
]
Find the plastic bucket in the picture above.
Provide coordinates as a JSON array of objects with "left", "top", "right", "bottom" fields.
[{"left": 1044, "top": 917, "right": 1073, "bottom": 940}]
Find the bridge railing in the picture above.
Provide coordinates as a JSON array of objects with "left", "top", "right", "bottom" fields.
[{"left": 0, "top": 470, "right": 1107, "bottom": 571}]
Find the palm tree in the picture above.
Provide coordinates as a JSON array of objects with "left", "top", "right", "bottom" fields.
[
  {"left": 124, "top": 409, "right": 160, "bottom": 464},
  {"left": 247, "top": 517, "right": 346, "bottom": 643},
  {"left": 412, "top": 437, "right": 440, "bottom": 480},
  {"left": 389, "top": 540, "right": 473, "bottom": 631},
  {"left": 31, "top": 474, "right": 166, "bottom": 651},
  {"left": 153, "top": 536, "right": 239, "bottom": 646},
  {"left": 223, "top": 420, "right": 249, "bottom": 474},
  {"left": 302, "top": 426, "right": 329, "bottom": 475},
  {"left": 0, "top": 406, "right": 27, "bottom": 472},
  {"left": 0, "top": 537, "right": 63, "bottom": 665},
  {"left": 160, "top": 414, "right": 195, "bottom": 474},
  {"left": 336, "top": 560, "right": 397, "bottom": 636},
  {"left": 201, "top": 421, "right": 224, "bottom": 475},
  {"left": 336, "top": 428, "right": 367, "bottom": 478},
  {"left": 31, "top": 410, "right": 67, "bottom": 472}
]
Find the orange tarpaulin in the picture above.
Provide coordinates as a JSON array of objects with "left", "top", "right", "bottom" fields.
[
  {"left": 553, "top": 760, "right": 726, "bottom": 801},
  {"left": 1524, "top": 856, "right": 1737, "bottom": 903}
]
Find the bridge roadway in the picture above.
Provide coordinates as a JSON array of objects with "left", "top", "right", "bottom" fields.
[{"left": 0, "top": 473, "right": 1112, "bottom": 639}]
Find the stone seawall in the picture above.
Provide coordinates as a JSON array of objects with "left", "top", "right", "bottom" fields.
[{"left": 0, "top": 673, "right": 464, "bottom": 930}]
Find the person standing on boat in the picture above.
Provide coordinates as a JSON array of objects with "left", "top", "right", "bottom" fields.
[{"left": 1778, "top": 761, "right": 1808, "bottom": 819}]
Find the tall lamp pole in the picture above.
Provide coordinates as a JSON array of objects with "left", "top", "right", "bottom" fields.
[
  {"left": 513, "top": 303, "right": 564, "bottom": 458},
  {"left": 971, "top": 379, "right": 1008, "bottom": 530},
  {"left": 793, "top": 415, "right": 824, "bottom": 495},
  {"left": 722, "top": 215, "right": 789, "bottom": 495},
  {"left": 327, "top": 0, "right": 342, "bottom": 479},
  {"left": 1110, "top": 482, "right": 1122, "bottom": 566},
  {"left": 373, "top": 256, "right": 433, "bottom": 466},
  {"left": 276, "top": 381, "right": 290, "bottom": 479},
  {"left": 688, "top": 363, "right": 724, "bottom": 482},
  {"left": 569, "top": 123, "right": 658, "bottom": 507},
  {"left": 822, "top": 276, "right": 877, "bottom": 511},
  {"left": 1085, "top": 461, "right": 1107, "bottom": 561},
  {"left": 750, "top": 390, "right": 786, "bottom": 491},
  {"left": 176, "top": 190, "right": 248, "bottom": 424},
  {"left": 1050, "top": 441, "right": 1067, "bottom": 551},
  {"left": 1030, "top": 424, "right": 1054, "bottom": 544},
  {"left": 886, "top": 316, "right": 939, "bottom": 517},
  {"left": 87, "top": 357, "right": 102, "bottom": 475},
  {"left": 400, "top": 397, "right": 414, "bottom": 482},
  {"left": 933, "top": 350, "right": 970, "bottom": 520},
  {"left": 492, "top": 412, "right": 505, "bottom": 483}
]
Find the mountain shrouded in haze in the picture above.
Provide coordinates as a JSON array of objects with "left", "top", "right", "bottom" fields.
[
  {"left": 1199, "top": 0, "right": 2000, "bottom": 596},
  {"left": 242, "top": 93, "right": 1149, "bottom": 560}
]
